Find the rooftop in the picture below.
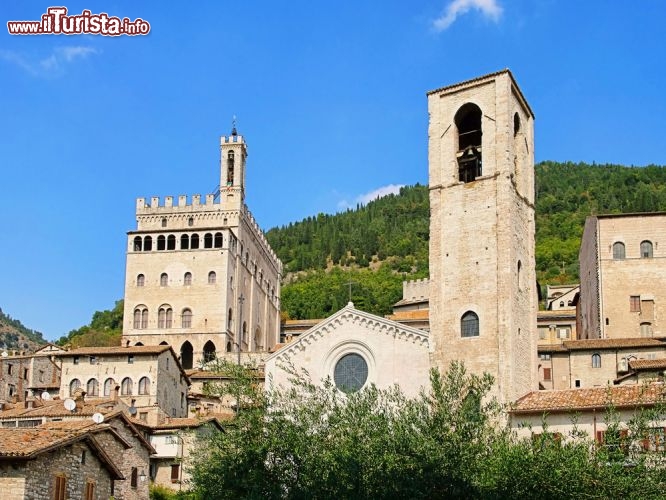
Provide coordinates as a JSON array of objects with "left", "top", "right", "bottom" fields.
[
  {"left": 512, "top": 384, "right": 666, "bottom": 414},
  {"left": 630, "top": 358, "right": 666, "bottom": 370},
  {"left": 0, "top": 398, "right": 124, "bottom": 419}
]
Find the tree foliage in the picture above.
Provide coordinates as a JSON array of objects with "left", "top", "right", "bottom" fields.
[
  {"left": 187, "top": 362, "right": 666, "bottom": 499},
  {"left": 56, "top": 299, "right": 124, "bottom": 347},
  {"left": 0, "top": 307, "right": 46, "bottom": 350}
]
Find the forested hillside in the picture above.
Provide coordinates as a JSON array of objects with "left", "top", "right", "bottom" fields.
[
  {"left": 0, "top": 308, "right": 46, "bottom": 352},
  {"left": 269, "top": 161, "right": 666, "bottom": 319},
  {"left": 55, "top": 300, "right": 123, "bottom": 347}
]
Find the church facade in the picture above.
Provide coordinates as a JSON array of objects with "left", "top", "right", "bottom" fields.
[{"left": 122, "top": 128, "right": 283, "bottom": 369}]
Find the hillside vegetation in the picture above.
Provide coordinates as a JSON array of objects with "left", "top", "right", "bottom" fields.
[
  {"left": 0, "top": 308, "right": 46, "bottom": 352},
  {"left": 269, "top": 161, "right": 666, "bottom": 319},
  {"left": 55, "top": 300, "right": 123, "bottom": 347}
]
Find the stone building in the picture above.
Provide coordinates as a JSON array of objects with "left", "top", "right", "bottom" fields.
[
  {"left": 427, "top": 69, "right": 538, "bottom": 405},
  {"left": 0, "top": 344, "right": 63, "bottom": 403},
  {"left": 122, "top": 127, "right": 283, "bottom": 369},
  {"left": 0, "top": 423, "right": 124, "bottom": 500},
  {"left": 0, "top": 399, "right": 155, "bottom": 500},
  {"left": 133, "top": 416, "right": 225, "bottom": 490},
  {"left": 58, "top": 345, "right": 190, "bottom": 420},
  {"left": 579, "top": 213, "right": 666, "bottom": 339}
]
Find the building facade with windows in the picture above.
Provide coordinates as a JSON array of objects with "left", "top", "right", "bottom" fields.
[
  {"left": 122, "top": 127, "right": 283, "bottom": 369},
  {"left": 579, "top": 213, "right": 666, "bottom": 339},
  {"left": 58, "top": 345, "right": 189, "bottom": 420}
]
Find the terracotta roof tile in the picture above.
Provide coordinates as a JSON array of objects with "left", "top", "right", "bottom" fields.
[
  {"left": 0, "top": 398, "right": 123, "bottom": 419},
  {"left": 0, "top": 424, "right": 97, "bottom": 457},
  {"left": 562, "top": 338, "right": 666, "bottom": 351},
  {"left": 630, "top": 358, "right": 666, "bottom": 370},
  {"left": 133, "top": 416, "right": 228, "bottom": 430},
  {"left": 65, "top": 345, "right": 172, "bottom": 355},
  {"left": 512, "top": 384, "right": 666, "bottom": 414}
]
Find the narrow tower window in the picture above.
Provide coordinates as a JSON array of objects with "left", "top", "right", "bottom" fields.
[
  {"left": 455, "top": 103, "right": 483, "bottom": 183},
  {"left": 136, "top": 274, "right": 145, "bottom": 287},
  {"left": 181, "top": 234, "right": 190, "bottom": 250},
  {"left": 227, "top": 150, "right": 235, "bottom": 185},
  {"left": 144, "top": 236, "right": 153, "bottom": 251},
  {"left": 184, "top": 272, "right": 192, "bottom": 286},
  {"left": 133, "top": 236, "right": 142, "bottom": 252},
  {"left": 167, "top": 235, "right": 176, "bottom": 250}
]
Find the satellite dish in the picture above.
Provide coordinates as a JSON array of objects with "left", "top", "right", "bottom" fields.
[
  {"left": 128, "top": 406, "right": 137, "bottom": 416},
  {"left": 1, "top": 351, "right": 7, "bottom": 357},
  {"left": 92, "top": 413, "right": 104, "bottom": 424},
  {"left": 41, "top": 391, "right": 52, "bottom": 401},
  {"left": 63, "top": 398, "right": 76, "bottom": 411}
]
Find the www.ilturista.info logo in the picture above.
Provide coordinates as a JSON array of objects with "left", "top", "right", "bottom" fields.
[{"left": 7, "top": 7, "right": 151, "bottom": 36}]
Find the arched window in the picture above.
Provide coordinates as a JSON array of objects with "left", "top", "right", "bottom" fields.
[
  {"left": 133, "top": 236, "right": 142, "bottom": 252},
  {"left": 513, "top": 112, "right": 521, "bottom": 137},
  {"left": 157, "top": 235, "right": 166, "bottom": 251},
  {"left": 226, "top": 341, "right": 232, "bottom": 352},
  {"left": 158, "top": 306, "right": 173, "bottom": 329},
  {"left": 103, "top": 378, "right": 115, "bottom": 396},
  {"left": 69, "top": 378, "right": 81, "bottom": 396},
  {"left": 203, "top": 341, "right": 216, "bottom": 362},
  {"left": 208, "top": 271, "right": 216, "bottom": 284},
  {"left": 121, "top": 377, "right": 132, "bottom": 395},
  {"left": 181, "top": 234, "right": 190, "bottom": 250},
  {"left": 182, "top": 308, "right": 192, "bottom": 328},
  {"left": 461, "top": 311, "right": 479, "bottom": 337},
  {"left": 160, "top": 273, "right": 168, "bottom": 287},
  {"left": 191, "top": 234, "right": 200, "bottom": 249},
  {"left": 455, "top": 103, "right": 483, "bottom": 182},
  {"left": 87, "top": 378, "right": 99, "bottom": 396},
  {"left": 214, "top": 232, "right": 223, "bottom": 248},
  {"left": 133, "top": 306, "right": 148, "bottom": 329},
  {"left": 641, "top": 322, "right": 653, "bottom": 337},
  {"left": 227, "top": 150, "right": 235, "bottom": 185},
  {"left": 167, "top": 234, "right": 176, "bottom": 251},
  {"left": 134, "top": 342, "right": 144, "bottom": 346},
  {"left": 136, "top": 274, "right": 145, "bottom": 287},
  {"left": 559, "top": 301, "right": 565, "bottom": 308},
  {"left": 227, "top": 309, "right": 233, "bottom": 330},
  {"left": 184, "top": 272, "right": 192, "bottom": 286},
  {"left": 138, "top": 376, "right": 150, "bottom": 395},
  {"left": 204, "top": 233, "right": 213, "bottom": 249},
  {"left": 641, "top": 240, "right": 653, "bottom": 258},
  {"left": 242, "top": 321, "right": 247, "bottom": 344},
  {"left": 144, "top": 236, "right": 152, "bottom": 251},
  {"left": 180, "top": 341, "right": 193, "bottom": 370},
  {"left": 613, "top": 242, "right": 625, "bottom": 260},
  {"left": 161, "top": 217, "right": 167, "bottom": 228},
  {"left": 591, "top": 353, "right": 601, "bottom": 368},
  {"left": 188, "top": 217, "right": 194, "bottom": 227}
]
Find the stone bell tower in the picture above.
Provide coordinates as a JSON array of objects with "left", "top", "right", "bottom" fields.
[
  {"left": 427, "top": 70, "right": 537, "bottom": 405},
  {"left": 220, "top": 119, "right": 248, "bottom": 210}
]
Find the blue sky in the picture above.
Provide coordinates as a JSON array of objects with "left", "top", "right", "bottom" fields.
[{"left": 1, "top": 1, "right": 665, "bottom": 341}]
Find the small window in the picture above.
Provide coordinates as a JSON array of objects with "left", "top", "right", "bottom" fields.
[
  {"left": 204, "top": 233, "right": 213, "bottom": 249},
  {"left": 84, "top": 480, "right": 95, "bottom": 500},
  {"left": 157, "top": 235, "right": 166, "bottom": 251},
  {"left": 121, "top": 377, "right": 133, "bottom": 395},
  {"left": 641, "top": 240, "right": 653, "bottom": 258},
  {"left": 89, "top": 356, "right": 96, "bottom": 365},
  {"left": 69, "top": 378, "right": 81, "bottom": 396},
  {"left": 136, "top": 274, "right": 145, "bottom": 287},
  {"left": 208, "top": 271, "right": 217, "bottom": 284},
  {"left": 182, "top": 309, "right": 193, "bottom": 329},
  {"left": 630, "top": 295, "right": 641, "bottom": 312},
  {"left": 167, "top": 234, "right": 176, "bottom": 251},
  {"left": 87, "top": 378, "right": 99, "bottom": 396},
  {"left": 133, "top": 236, "right": 142, "bottom": 252},
  {"left": 128, "top": 355, "right": 134, "bottom": 364},
  {"left": 81, "top": 450, "right": 86, "bottom": 464},
  {"left": 461, "top": 311, "right": 479, "bottom": 337},
  {"left": 592, "top": 353, "right": 601, "bottom": 368},
  {"left": 131, "top": 467, "right": 138, "bottom": 488},
  {"left": 543, "top": 367, "right": 552, "bottom": 381},
  {"left": 171, "top": 464, "right": 180, "bottom": 483},
  {"left": 144, "top": 236, "right": 153, "bottom": 251},
  {"left": 160, "top": 273, "right": 168, "bottom": 286},
  {"left": 191, "top": 233, "right": 200, "bottom": 249},
  {"left": 228, "top": 308, "right": 233, "bottom": 330},
  {"left": 104, "top": 378, "right": 114, "bottom": 396},
  {"left": 575, "top": 379, "right": 581, "bottom": 388},
  {"left": 181, "top": 234, "right": 190, "bottom": 250},
  {"left": 7, "top": 364, "right": 13, "bottom": 375},
  {"left": 184, "top": 272, "right": 192, "bottom": 286},
  {"left": 73, "top": 356, "right": 79, "bottom": 365},
  {"left": 641, "top": 322, "right": 653, "bottom": 337},
  {"left": 214, "top": 232, "right": 223, "bottom": 248},
  {"left": 161, "top": 218, "right": 167, "bottom": 228},
  {"left": 188, "top": 217, "right": 194, "bottom": 227},
  {"left": 138, "top": 376, "right": 150, "bottom": 395},
  {"left": 613, "top": 242, "right": 625, "bottom": 260}
]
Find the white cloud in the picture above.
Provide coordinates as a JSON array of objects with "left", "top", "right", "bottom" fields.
[
  {"left": 0, "top": 46, "right": 99, "bottom": 76},
  {"left": 338, "top": 184, "right": 405, "bottom": 210},
  {"left": 433, "top": 0, "right": 503, "bottom": 32}
]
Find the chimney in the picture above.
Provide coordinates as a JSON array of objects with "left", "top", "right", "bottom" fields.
[
  {"left": 24, "top": 398, "right": 34, "bottom": 409},
  {"left": 73, "top": 388, "right": 86, "bottom": 411},
  {"left": 112, "top": 384, "right": 120, "bottom": 401}
]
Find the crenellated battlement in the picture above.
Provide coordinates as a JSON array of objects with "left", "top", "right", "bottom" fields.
[
  {"left": 242, "top": 204, "right": 283, "bottom": 272},
  {"left": 136, "top": 193, "right": 224, "bottom": 214},
  {"left": 402, "top": 278, "right": 430, "bottom": 301}
]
